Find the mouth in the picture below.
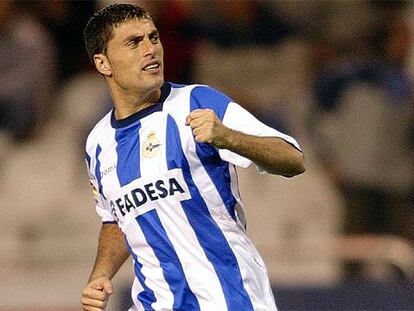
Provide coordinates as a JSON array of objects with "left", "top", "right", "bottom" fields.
[{"left": 142, "top": 61, "right": 161, "bottom": 73}]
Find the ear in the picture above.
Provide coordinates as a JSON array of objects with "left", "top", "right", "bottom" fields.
[{"left": 93, "top": 53, "right": 112, "bottom": 77}]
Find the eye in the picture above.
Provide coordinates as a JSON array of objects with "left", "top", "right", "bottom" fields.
[
  {"left": 127, "top": 36, "right": 143, "bottom": 48},
  {"left": 149, "top": 33, "right": 159, "bottom": 44}
]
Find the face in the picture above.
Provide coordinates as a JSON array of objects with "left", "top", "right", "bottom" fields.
[{"left": 95, "top": 18, "right": 164, "bottom": 96}]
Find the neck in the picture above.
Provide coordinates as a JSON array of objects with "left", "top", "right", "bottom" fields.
[{"left": 109, "top": 85, "right": 162, "bottom": 120}]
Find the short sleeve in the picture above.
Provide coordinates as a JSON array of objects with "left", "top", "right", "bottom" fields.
[
  {"left": 219, "top": 102, "right": 301, "bottom": 169},
  {"left": 85, "top": 158, "right": 117, "bottom": 223}
]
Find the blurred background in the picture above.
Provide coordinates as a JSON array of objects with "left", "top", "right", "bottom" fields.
[{"left": 0, "top": 0, "right": 413, "bottom": 310}]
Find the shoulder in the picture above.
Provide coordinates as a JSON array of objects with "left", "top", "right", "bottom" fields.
[
  {"left": 191, "top": 84, "right": 232, "bottom": 121},
  {"left": 170, "top": 83, "right": 233, "bottom": 120},
  {"left": 169, "top": 82, "right": 230, "bottom": 100},
  {"left": 85, "top": 110, "right": 113, "bottom": 152}
]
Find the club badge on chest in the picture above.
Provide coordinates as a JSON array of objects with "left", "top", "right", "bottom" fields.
[{"left": 142, "top": 131, "right": 162, "bottom": 158}]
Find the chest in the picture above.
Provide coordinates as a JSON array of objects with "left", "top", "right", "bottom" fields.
[{"left": 96, "top": 112, "right": 220, "bottom": 220}]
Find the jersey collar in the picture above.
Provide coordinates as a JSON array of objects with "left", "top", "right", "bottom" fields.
[{"left": 110, "top": 83, "right": 171, "bottom": 129}]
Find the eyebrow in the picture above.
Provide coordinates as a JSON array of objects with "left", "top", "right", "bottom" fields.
[
  {"left": 123, "top": 34, "right": 143, "bottom": 45},
  {"left": 123, "top": 30, "right": 159, "bottom": 45}
]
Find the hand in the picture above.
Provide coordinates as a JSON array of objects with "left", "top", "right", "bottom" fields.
[
  {"left": 185, "top": 109, "right": 229, "bottom": 148},
  {"left": 81, "top": 276, "right": 114, "bottom": 311}
]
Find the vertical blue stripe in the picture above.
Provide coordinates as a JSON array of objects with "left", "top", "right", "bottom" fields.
[
  {"left": 189, "top": 88, "right": 237, "bottom": 220},
  {"left": 195, "top": 144, "right": 236, "bottom": 220},
  {"left": 137, "top": 210, "right": 200, "bottom": 311},
  {"left": 115, "top": 122, "right": 141, "bottom": 186},
  {"left": 165, "top": 115, "right": 254, "bottom": 311},
  {"left": 126, "top": 239, "right": 156, "bottom": 310},
  {"left": 94, "top": 144, "right": 106, "bottom": 200},
  {"left": 85, "top": 152, "right": 91, "bottom": 170}
]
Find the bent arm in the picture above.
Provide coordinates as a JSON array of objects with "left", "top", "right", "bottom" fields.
[
  {"left": 217, "top": 129, "right": 305, "bottom": 177},
  {"left": 88, "top": 223, "right": 130, "bottom": 282},
  {"left": 187, "top": 109, "right": 305, "bottom": 177}
]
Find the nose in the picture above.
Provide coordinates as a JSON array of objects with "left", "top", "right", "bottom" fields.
[{"left": 142, "top": 38, "right": 156, "bottom": 57}]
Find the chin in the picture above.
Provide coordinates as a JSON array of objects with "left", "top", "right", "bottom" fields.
[
  {"left": 139, "top": 78, "right": 164, "bottom": 94},
  {"left": 152, "top": 76, "right": 164, "bottom": 89}
]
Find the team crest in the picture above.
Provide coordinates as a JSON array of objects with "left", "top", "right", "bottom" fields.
[
  {"left": 142, "top": 131, "right": 161, "bottom": 158},
  {"left": 89, "top": 181, "right": 99, "bottom": 204}
]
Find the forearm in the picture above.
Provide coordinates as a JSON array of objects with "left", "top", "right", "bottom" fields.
[
  {"left": 89, "top": 223, "right": 130, "bottom": 282},
  {"left": 217, "top": 128, "right": 305, "bottom": 176},
  {"left": 186, "top": 108, "right": 305, "bottom": 176}
]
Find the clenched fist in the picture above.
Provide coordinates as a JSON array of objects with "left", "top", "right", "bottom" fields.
[
  {"left": 185, "top": 109, "right": 231, "bottom": 148},
  {"left": 81, "top": 276, "right": 114, "bottom": 311}
]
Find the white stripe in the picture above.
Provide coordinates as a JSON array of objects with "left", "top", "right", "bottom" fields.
[{"left": 139, "top": 113, "right": 168, "bottom": 176}]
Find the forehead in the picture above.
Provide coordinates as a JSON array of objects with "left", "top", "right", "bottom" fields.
[{"left": 110, "top": 18, "right": 157, "bottom": 41}]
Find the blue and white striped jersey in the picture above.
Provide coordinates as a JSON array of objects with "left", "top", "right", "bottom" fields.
[{"left": 85, "top": 83, "right": 300, "bottom": 311}]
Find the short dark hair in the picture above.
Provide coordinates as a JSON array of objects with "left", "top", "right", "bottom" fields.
[{"left": 83, "top": 3, "right": 152, "bottom": 62}]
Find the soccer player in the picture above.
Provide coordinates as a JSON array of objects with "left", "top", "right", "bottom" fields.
[{"left": 81, "top": 4, "right": 305, "bottom": 311}]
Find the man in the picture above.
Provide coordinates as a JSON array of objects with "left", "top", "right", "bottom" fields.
[{"left": 81, "top": 4, "right": 305, "bottom": 311}]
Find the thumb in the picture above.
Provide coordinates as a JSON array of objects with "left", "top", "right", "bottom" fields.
[
  {"left": 185, "top": 115, "right": 191, "bottom": 126},
  {"left": 102, "top": 279, "right": 113, "bottom": 295}
]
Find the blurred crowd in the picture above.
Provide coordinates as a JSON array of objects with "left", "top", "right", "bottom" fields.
[{"left": 0, "top": 0, "right": 413, "bottom": 289}]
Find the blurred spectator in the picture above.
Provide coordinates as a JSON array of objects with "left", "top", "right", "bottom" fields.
[
  {"left": 143, "top": 1, "right": 199, "bottom": 83},
  {"left": 32, "top": 0, "right": 96, "bottom": 85},
  {"left": 310, "top": 5, "right": 414, "bottom": 257},
  {"left": 196, "top": 0, "right": 300, "bottom": 48},
  {"left": 0, "top": 0, "right": 56, "bottom": 142}
]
